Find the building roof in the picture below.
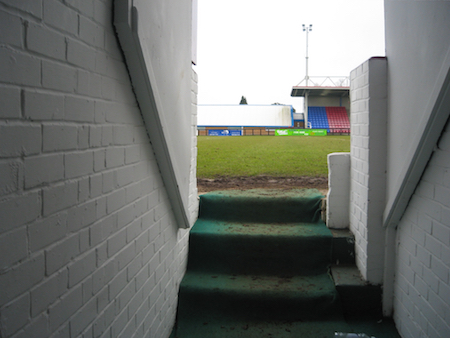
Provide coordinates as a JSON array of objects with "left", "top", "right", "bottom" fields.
[
  {"left": 197, "top": 104, "right": 293, "bottom": 127},
  {"left": 291, "top": 86, "right": 350, "bottom": 97}
]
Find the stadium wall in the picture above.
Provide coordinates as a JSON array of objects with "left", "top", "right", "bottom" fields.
[
  {"left": 384, "top": 1, "right": 450, "bottom": 336},
  {"left": 0, "top": 1, "right": 198, "bottom": 337},
  {"left": 348, "top": 2, "right": 450, "bottom": 336},
  {"left": 393, "top": 119, "right": 450, "bottom": 337},
  {"left": 384, "top": 1, "right": 450, "bottom": 225}
]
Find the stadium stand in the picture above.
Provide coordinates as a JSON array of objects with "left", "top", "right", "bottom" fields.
[{"left": 308, "top": 106, "right": 350, "bottom": 133}]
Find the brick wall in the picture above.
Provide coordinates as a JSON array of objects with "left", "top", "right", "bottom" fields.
[
  {"left": 349, "top": 58, "right": 387, "bottom": 284},
  {"left": 393, "top": 119, "right": 450, "bottom": 337},
  {"left": 0, "top": 1, "right": 197, "bottom": 337}
]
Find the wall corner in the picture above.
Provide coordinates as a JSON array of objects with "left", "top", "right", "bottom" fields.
[{"left": 349, "top": 57, "right": 388, "bottom": 285}]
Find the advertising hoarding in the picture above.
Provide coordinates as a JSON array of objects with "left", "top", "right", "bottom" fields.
[{"left": 275, "top": 129, "right": 327, "bottom": 136}]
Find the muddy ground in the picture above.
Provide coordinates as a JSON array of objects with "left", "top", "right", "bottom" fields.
[{"left": 197, "top": 176, "right": 328, "bottom": 195}]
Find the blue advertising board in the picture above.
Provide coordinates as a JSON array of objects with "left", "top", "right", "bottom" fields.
[{"left": 208, "top": 129, "right": 241, "bottom": 136}]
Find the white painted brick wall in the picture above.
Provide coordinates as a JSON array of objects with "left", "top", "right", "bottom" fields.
[
  {"left": 393, "top": 119, "right": 450, "bottom": 338},
  {"left": 349, "top": 58, "right": 387, "bottom": 284},
  {"left": 42, "top": 60, "right": 78, "bottom": 92},
  {"left": 0, "top": 1, "right": 197, "bottom": 337},
  {"left": 27, "top": 22, "right": 66, "bottom": 60},
  {"left": 0, "top": 86, "right": 21, "bottom": 118}
]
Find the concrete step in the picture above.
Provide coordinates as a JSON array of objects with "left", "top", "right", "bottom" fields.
[
  {"left": 330, "top": 231, "right": 381, "bottom": 317},
  {"left": 178, "top": 272, "right": 342, "bottom": 322},
  {"left": 187, "top": 219, "right": 332, "bottom": 276},
  {"left": 331, "top": 228, "right": 355, "bottom": 265},
  {"left": 331, "top": 265, "right": 382, "bottom": 318},
  {"left": 198, "top": 189, "right": 324, "bottom": 223},
  {"left": 173, "top": 190, "right": 399, "bottom": 338}
]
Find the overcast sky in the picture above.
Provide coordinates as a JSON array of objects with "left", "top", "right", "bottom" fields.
[{"left": 195, "top": 0, "right": 385, "bottom": 112}]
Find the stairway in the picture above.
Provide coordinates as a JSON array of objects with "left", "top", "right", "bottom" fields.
[{"left": 171, "top": 189, "right": 400, "bottom": 338}]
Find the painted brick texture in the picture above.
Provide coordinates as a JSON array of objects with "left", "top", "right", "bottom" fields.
[
  {"left": 0, "top": 1, "right": 197, "bottom": 337},
  {"left": 393, "top": 119, "right": 450, "bottom": 338},
  {"left": 350, "top": 61, "right": 371, "bottom": 281},
  {"left": 349, "top": 58, "right": 387, "bottom": 284}
]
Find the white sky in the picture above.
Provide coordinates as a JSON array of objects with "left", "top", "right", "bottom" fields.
[{"left": 195, "top": 0, "right": 385, "bottom": 112}]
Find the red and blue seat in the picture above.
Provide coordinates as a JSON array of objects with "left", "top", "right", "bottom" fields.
[{"left": 308, "top": 106, "right": 350, "bottom": 133}]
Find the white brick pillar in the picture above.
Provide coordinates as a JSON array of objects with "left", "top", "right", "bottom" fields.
[
  {"left": 349, "top": 57, "right": 387, "bottom": 284},
  {"left": 327, "top": 152, "right": 350, "bottom": 229},
  {"left": 189, "top": 69, "right": 199, "bottom": 225}
]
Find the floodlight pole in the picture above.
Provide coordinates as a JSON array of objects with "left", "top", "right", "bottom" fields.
[{"left": 303, "top": 24, "right": 312, "bottom": 128}]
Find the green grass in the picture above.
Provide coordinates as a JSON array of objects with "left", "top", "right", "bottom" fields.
[{"left": 197, "top": 136, "right": 350, "bottom": 178}]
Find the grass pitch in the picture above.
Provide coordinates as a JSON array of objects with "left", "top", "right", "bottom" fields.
[{"left": 197, "top": 135, "right": 350, "bottom": 178}]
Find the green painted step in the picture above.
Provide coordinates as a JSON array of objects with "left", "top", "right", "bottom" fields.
[
  {"left": 198, "top": 189, "right": 324, "bottom": 223},
  {"left": 172, "top": 318, "right": 401, "bottom": 338},
  {"left": 173, "top": 319, "right": 351, "bottom": 338},
  {"left": 177, "top": 272, "right": 342, "bottom": 322},
  {"left": 188, "top": 219, "right": 332, "bottom": 276},
  {"left": 174, "top": 189, "right": 343, "bottom": 337},
  {"left": 172, "top": 189, "right": 402, "bottom": 338}
]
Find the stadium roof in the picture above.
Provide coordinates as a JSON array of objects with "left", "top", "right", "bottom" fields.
[
  {"left": 291, "top": 76, "right": 350, "bottom": 97},
  {"left": 291, "top": 86, "right": 350, "bottom": 97},
  {"left": 197, "top": 104, "right": 293, "bottom": 127}
]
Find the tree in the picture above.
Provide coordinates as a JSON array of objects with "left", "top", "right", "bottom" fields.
[{"left": 239, "top": 96, "right": 248, "bottom": 105}]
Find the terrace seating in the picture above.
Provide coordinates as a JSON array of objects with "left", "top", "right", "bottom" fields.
[
  {"left": 308, "top": 106, "right": 329, "bottom": 130},
  {"left": 326, "top": 107, "right": 350, "bottom": 133},
  {"left": 307, "top": 106, "right": 350, "bottom": 133}
]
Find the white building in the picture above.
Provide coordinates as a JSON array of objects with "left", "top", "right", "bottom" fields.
[{"left": 197, "top": 104, "right": 294, "bottom": 128}]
